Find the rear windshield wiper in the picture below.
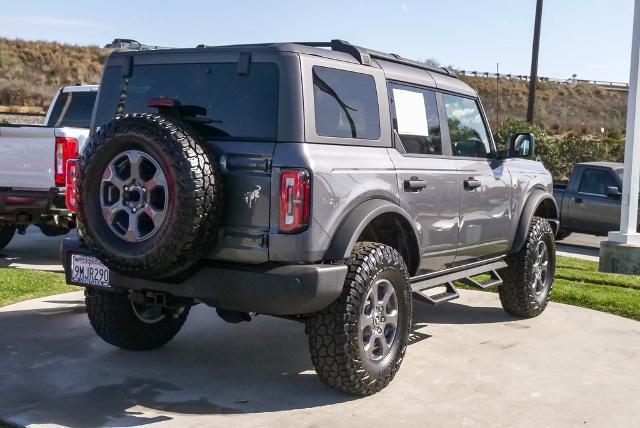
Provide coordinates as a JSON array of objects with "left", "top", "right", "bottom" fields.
[{"left": 312, "top": 70, "right": 357, "bottom": 138}]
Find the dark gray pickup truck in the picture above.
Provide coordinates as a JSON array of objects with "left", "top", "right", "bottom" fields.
[{"left": 553, "top": 162, "right": 633, "bottom": 238}]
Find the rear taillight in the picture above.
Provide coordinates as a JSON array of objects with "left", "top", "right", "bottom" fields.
[
  {"left": 65, "top": 158, "right": 79, "bottom": 213},
  {"left": 279, "top": 169, "right": 310, "bottom": 233},
  {"left": 55, "top": 137, "right": 78, "bottom": 186}
]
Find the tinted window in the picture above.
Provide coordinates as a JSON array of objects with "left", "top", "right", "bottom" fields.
[
  {"left": 579, "top": 169, "right": 620, "bottom": 195},
  {"left": 94, "top": 62, "right": 279, "bottom": 140},
  {"left": 444, "top": 94, "right": 491, "bottom": 157},
  {"left": 389, "top": 84, "right": 441, "bottom": 155},
  {"left": 313, "top": 66, "right": 380, "bottom": 140},
  {"left": 47, "top": 91, "right": 96, "bottom": 128}
]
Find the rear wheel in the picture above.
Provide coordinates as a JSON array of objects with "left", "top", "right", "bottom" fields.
[
  {"left": 85, "top": 288, "right": 190, "bottom": 351},
  {"left": 306, "top": 242, "right": 412, "bottom": 396},
  {"left": 499, "top": 217, "right": 555, "bottom": 318},
  {"left": 0, "top": 225, "right": 16, "bottom": 250}
]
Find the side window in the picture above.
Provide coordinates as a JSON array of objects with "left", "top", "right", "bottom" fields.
[
  {"left": 389, "top": 84, "right": 442, "bottom": 155},
  {"left": 578, "top": 169, "right": 620, "bottom": 195},
  {"left": 443, "top": 94, "right": 491, "bottom": 158},
  {"left": 312, "top": 66, "right": 380, "bottom": 140}
]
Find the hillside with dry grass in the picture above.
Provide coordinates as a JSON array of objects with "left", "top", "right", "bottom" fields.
[
  {"left": 461, "top": 75, "right": 628, "bottom": 135},
  {"left": 0, "top": 38, "right": 629, "bottom": 135},
  {"left": 0, "top": 38, "right": 106, "bottom": 109}
]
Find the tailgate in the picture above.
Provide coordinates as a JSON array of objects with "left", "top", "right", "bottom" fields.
[
  {"left": 0, "top": 125, "right": 56, "bottom": 190},
  {"left": 205, "top": 141, "right": 275, "bottom": 264}
]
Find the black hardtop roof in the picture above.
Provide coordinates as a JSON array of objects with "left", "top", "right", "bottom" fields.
[{"left": 109, "top": 39, "right": 456, "bottom": 78}]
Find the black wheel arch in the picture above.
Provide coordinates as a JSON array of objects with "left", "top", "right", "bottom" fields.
[
  {"left": 509, "top": 188, "right": 559, "bottom": 255},
  {"left": 323, "top": 199, "right": 421, "bottom": 276}
]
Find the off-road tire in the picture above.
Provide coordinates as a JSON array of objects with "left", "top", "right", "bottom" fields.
[
  {"left": 0, "top": 225, "right": 16, "bottom": 250},
  {"left": 85, "top": 288, "right": 190, "bottom": 351},
  {"left": 306, "top": 242, "right": 412, "bottom": 396},
  {"left": 499, "top": 217, "right": 555, "bottom": 318},
  {"left": 78, "top": 113, "right": 221, "bottom": 279}
]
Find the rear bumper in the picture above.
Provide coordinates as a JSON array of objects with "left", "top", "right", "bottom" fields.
[
  {"left": 0, "top": 187, "right": 68, "bottom": 223},
  {"left": 61, "top": 239, "right": 347, "bottom": 316}
]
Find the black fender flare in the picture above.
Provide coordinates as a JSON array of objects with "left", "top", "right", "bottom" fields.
[
  {"left": 509, "top": 189, "right": 559, "bottom": 254},
  {"left": 323, "top": 199, "right": 421, "bottom": 264}
]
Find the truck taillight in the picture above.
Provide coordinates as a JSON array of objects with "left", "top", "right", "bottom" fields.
[
  {"left": 65, "top": 158, "right": 79, "bottom": 213},
  {"left": 55, "top": 137, "right": 78, "bottom": 186},
  {"left": 279, "top": 169, "right": 310, "bottom": 233}
]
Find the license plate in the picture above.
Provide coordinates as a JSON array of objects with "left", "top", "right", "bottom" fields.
[{"left": 70, "top": 254, "right": 110, "bottom": 287}]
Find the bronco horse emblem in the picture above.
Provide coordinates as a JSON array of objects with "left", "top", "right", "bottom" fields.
[{"left": 244, "top": 185, "right": 262, "bottom": 208}]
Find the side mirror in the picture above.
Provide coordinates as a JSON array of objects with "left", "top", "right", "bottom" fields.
[
  {"left": 606, "top": 186, "right": 621, "bottom": 198},
  {"left": 509, "top": 132, "right": 535, "bottom": 158}
]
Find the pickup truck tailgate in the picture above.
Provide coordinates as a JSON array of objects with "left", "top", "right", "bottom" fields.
[{"left": 0, "top": 125, "right": 88, "bottom": 190}]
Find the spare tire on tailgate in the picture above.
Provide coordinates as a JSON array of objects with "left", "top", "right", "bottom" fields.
[{"left": 78, "top": 113, "right": 221, "bottom": 279}]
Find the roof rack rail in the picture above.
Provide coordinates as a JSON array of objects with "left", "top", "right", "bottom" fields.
[{"left": 297, "top": 39, "right": 453, "bottom": 77}]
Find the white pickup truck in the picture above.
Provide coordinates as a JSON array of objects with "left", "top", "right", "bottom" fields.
[{"left": 0, "top": 84, "right": 98, "bottom": 249}]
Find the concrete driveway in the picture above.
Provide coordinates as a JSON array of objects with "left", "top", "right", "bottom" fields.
[
  {"left": 1, "top": 290, "right": 638, "bottom": 427},
  {"left": 0, "top": 226, "right": 71, "bottom": 272}
]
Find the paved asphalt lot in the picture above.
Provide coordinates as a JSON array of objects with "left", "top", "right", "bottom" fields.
[
  {"left": 0, "top": 226, "right": 70, "bottom": 272},
  {"left": 1, "top": 290, "right": 639, "bottom": 427}
]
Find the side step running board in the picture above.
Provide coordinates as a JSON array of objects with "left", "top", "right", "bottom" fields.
[
  {"left": 460, "top": 269, "right": 503, "bottom": 290},
  {"left": 413, "top": 282, "right": 459, "bottom": 306},
  {"left": 410, "top": 260, "right": 507, "bottom": 306}
]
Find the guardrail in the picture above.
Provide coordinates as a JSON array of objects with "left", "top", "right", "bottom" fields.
[{"left": 458, "top": 70, "right": 630, "bottom": 89}]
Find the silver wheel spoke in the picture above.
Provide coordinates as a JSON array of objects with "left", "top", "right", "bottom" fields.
[
  {"left": 123, "top": 211, "right": 141, "bottom": 241},
  {"left": 361, "top": 314, "right": 374, "bottom": 329},
  {"left": 143, "top": 204, "right": 166, "bottom": 228},
  {"left": 385, "top": 310, "right": 398, "bottom": 329},
  {"left": 101, "top": 164, "right": 125, "bottom": 191},
  {"left": 102, "top": 200, "right": 123, "bottom": 224},
  {"left": 127, "top": 151, "right": 144, "bottom": 182},
  {"left": 144, "top": 169, "right": 168, "bottom": 192},
  {"left": 366, "top": 336, "right": 377, "bottom": 359},
  {"left": 380, "top": 280, "right": 394, "bottom": 307},
  {"left": 379, "top": 336, "right": 391, "bottom": 356}
]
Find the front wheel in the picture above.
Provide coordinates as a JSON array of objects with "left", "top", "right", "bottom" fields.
[
  {"left": 499, "top": 217, "right": 556, "bottom": 318},
  {"left": 85, "top": 288, "right": 190, "bottom": 351},
  {"left": 0, "top": 225, "right": 16, "bottom": 250},
  {"left": 306, "top": 242, "right": 412, "bottom": 396}
]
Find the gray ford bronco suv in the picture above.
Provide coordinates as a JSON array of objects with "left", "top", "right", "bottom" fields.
[{"left": 62, "top": 40, "right": 559, "bottom": 396}]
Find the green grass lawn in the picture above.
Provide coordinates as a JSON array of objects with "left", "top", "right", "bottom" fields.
[
  {"left": 0, "top": 268, "right": 75, "bottom": 307},
  {"left": 459, "top": 256, "right": 640, "bottom": 321}
]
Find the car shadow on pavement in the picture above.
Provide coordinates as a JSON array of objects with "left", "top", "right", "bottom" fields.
[
  {"left": 413, "top": 299, "right": 519, "bottom": 325},
  {"left": 0, "top": 294, "right": 519, "bottom": 427},
  {"left": 0, "top": 302, "right": 358, "bottom": 427}
]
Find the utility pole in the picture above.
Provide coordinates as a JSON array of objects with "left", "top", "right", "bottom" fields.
[
  {"left": 496, "top": 62, "right": 500, "bottom": 127},
  {"left": 527, "top": 0, "right": 544, "bottom": 123}
]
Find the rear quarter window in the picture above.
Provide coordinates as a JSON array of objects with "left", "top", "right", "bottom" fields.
[
  {"left": 94, "top": 62, "right": 279, "bottom": 141},
  {"left": 312, "top": 66, "right": 380, "bottom": 140}
]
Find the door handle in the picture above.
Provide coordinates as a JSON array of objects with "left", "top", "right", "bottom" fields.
[
  {"left": 464, "top": 178, "right": 481, "bottom": 191},
  {"left": 404, "top": 178, "right": 427, "bottom": 192},
  {"left": 574, "top": 197, "right": 583, "bottom": 203}
]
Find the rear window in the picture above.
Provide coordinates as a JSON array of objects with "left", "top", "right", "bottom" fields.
[
  {"left": 94, "top": 62, "right": 279, "bottom": 141},
  {"left": 47, "top": 91, "right": 96, "bottom": 128},
  {"left": 312, "top": 66, "right": 380, "bottom": 140}
]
